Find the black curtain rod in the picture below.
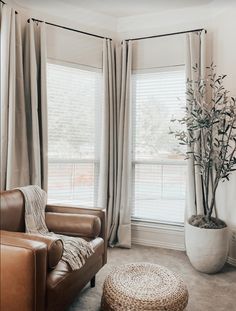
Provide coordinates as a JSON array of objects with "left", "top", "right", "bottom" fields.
[
  {"left": 124, "top": 28, "right": 206, "bottom": 42},
  {"left": 28, "top": 18, "right": 112, "bottom": 40},
  {"left": 0, "top": 0, "right": 18, "bottom": 13}
]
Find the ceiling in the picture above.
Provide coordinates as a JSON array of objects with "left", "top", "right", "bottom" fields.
[
  {"left": 12, "top": 0, "right": 221, "bottom": 18},
  {"left": 58, "top": 0, "right": 215, "bottom": 17}
]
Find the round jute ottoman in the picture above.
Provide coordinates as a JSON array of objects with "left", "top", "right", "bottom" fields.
[{"left": 101, "top": 263, "right": 188, "bottom": 311}]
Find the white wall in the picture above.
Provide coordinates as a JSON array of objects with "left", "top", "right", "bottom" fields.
[
  {"left": 8, "top": 0, "right": 117, "bottom": 38},
  {"left": 210, "top": 8, "right": 236, "bottom": 261},
  {"left": 132, "top": 34, "right": 185, "bottom": 70},
  {"left": 46, "top": 25, "right": 103, "bottom": 69}
]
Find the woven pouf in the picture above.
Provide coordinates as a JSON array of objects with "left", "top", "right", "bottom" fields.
[{"left": 101, "top": 263, "right": 188, "bottom": 311}]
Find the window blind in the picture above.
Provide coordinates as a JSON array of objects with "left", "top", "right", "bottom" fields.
[
  {"left": 47, "top": 61, "right": 102, "bottom": 206},
  {"left": 131, "top": 66, "right": 186, "bottom": 224}
]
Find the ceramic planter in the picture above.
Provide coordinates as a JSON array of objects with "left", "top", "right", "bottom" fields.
[{"left": 185, "top": 221, "right": 229, "bottom": 273}]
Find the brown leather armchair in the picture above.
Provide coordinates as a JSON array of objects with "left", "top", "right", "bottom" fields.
[{"left": 0, "top": 189, "right": 107, "bottom": 311}]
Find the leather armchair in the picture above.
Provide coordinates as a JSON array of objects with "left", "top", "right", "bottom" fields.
[{"left": 0, "top": 189, "right": 107, "bottom": 311}]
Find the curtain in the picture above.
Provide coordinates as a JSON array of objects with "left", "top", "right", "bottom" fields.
[
  {"left": 24, "top": 20, "right": 48, "bottom": 191},
  {"left": 100, "top": 39, "right": 132, "bottom": 248},
  {"left": 99, "top": 39, "right": 117, "bottom": 241},
  {"left": 185, "top": 30, "right": 206, "bottom": 218},
  {"left": 0, "top": 1, "right": 2, "bottom": 23},
  {"left": 115, "top": 40, "right": 132, "bottom": 248},
  {"left": 0, "top": 6, "right": 29, "bottom": 190}
]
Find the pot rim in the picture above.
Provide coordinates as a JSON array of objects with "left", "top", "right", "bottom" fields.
[{"left": 185, "top": 221, "right": 228, "bottom": 231}]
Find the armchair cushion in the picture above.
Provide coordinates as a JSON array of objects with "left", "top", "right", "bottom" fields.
[
  {"left": 45, "top": 212, "right": 101, "bottom": 238},
  {"left": 1, "top": 230, "right": 63, "bottom": 269}
]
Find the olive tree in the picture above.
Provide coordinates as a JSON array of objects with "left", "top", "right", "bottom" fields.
[{"left": 170, "top": 64, "right": 236, "bottom": 226}]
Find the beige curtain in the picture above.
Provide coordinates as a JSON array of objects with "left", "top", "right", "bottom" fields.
[
  {"left": 0, "top": 1, "right": 2, "bottom": 23},
  {"left": 100, "top": 39, "right": 132, "bottom": 248},
  {"left": 185, "top": 30, "right": 206, "bottom": 218},
  {"left": 24, "top": 20, "right": 48, "bottom": 191},
  {"left": 0, "top": 6, "right": 29, "bottom": 190},
  {"left": 99, "top": 39, "right": 117, "bottom": 241},
  {"left": 115, "top": 40, "right": 132, "bottom": 248}
]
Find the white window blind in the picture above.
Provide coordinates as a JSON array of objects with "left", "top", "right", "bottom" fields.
[
  {"left": 132, "top": 66, "right": 186, "bottom": 224},
  {"left": 47, "top": 61, "right": 103, "bottom": 206}
]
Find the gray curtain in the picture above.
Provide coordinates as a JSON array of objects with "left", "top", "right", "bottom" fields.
[
  {"left": 100, "top": 39, "right": 132, "bottom": 248},
  {"left": 185, "top": 30, "right": 206, "bottom": 217},
  {"left": 0, "top": 6, "right": 29, "bottom": 190},
  {"left": 24, "top": 20, "right": 48, "bottom": 191}
]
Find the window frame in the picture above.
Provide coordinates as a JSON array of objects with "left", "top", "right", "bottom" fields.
[
  {"left": 131, "top": 65, "right": 187, "bottom": 226},
  {"left": 46, "top": 58, "right": 102, "bottom": 206}
]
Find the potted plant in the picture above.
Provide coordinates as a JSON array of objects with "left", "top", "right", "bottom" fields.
[{"left": 170, "top": 64, "right": 236, "bottom": 273}]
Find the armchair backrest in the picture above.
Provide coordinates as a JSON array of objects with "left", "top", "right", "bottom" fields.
[{"left": 0, "top": 190, "right": 25, "bottom": 232}]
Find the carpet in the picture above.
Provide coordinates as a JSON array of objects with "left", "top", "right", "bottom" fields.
[{"left": 67, "top": 245, "right": 236, "bottom": 311}]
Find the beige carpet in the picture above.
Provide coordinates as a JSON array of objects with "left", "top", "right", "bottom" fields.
[{"left": 67, "top": 245, "right": 236, "bottom": 311}]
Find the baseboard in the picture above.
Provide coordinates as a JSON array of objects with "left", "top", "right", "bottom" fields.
[
  {"left": 131, "top": 221, "right": 185, "bottom": 251},
  {"left": 131, "top": 237, "right": 186, "bottom": 251},
  {"left": 131, "top": 221, "right": 236, "bottom": 267},
  {"left": 227, "top": 256, "right": 236, "bottom": 267}
]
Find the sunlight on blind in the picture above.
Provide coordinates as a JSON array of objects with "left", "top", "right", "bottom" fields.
[
  {"left": 47, "top": 61, "right": 102, "bottom": 206},
  {"left": 132, "top": 67, "right": 186, "bottom": 224}
]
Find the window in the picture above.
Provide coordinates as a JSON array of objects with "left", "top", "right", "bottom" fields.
[
  {"left": 131, "top": 66, "right": 186, "bottom": 224},
  {"left": 47, "top": 61, "right": 103, "bottom": 206}
]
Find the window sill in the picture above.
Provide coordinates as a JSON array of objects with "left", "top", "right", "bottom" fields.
[{"left": 132, "top": 218, "right": 184, "bottom": 230}]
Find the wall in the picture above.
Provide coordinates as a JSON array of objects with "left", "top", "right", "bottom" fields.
[
  {"left": 211, "top": 8, "right": 236, "bottom": 262},
  {"left": 132, "top": 34, "right": 185, "bottom": 70},
  {"left": 8, "top": 0, "right": 117, "bottom": 38},
  {"left": 46, "top": 25, "right": 103, "bottom": 69}
]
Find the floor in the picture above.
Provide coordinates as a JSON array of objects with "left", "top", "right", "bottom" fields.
[{"left": 68, "top": 245, "right": 236, "bottom": 311}]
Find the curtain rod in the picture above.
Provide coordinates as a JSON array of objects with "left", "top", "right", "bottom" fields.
[
  {"left": 0, "top": 0, "right": 18, "bottom": 13},
  {"left": 28, "top": 18, "right": 112, "bottom": 41},
  {"left": 124, "top": 28, "right": 206, "bottom": 42}
]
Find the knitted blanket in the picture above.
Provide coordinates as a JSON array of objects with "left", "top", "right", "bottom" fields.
[{"left": 18, "top": 185, "right": 94, "bottom": 270}]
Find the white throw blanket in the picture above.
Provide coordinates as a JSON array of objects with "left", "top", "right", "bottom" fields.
[{"left": 18, "top": 185, "right": 94, "bottom": 270}]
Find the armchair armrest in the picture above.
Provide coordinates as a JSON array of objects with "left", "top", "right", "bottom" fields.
[
  {"left": 0, "top": 234, "right": 47, "bottom": 311},
  {"left": 46, "top": 204, "right": 107, "bottom": 264},
  {"left": 45, "top": 212, "right": 101, "bottom": 238},
  {"left": 1, "top": 230, "right": 63, "bottom": 269}
]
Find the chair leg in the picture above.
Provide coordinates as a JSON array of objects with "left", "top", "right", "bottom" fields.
[{"left": 90, "top": 275, "right": 96, "bottom": 288}]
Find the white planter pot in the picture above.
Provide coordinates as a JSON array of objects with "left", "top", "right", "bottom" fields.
[{"left": 185, "top": 221, "right": 229, "bottom": 273}]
